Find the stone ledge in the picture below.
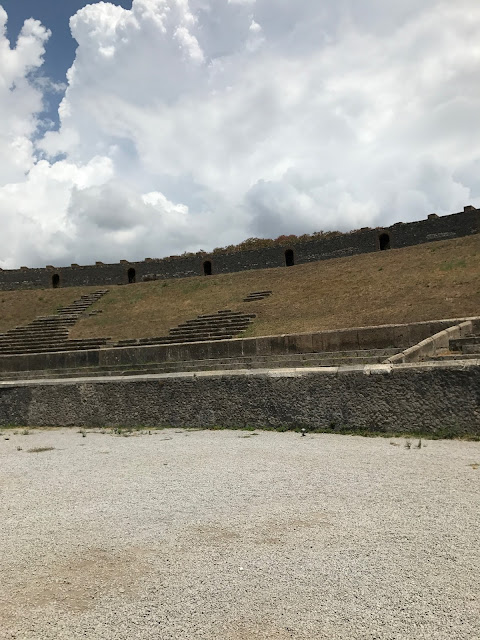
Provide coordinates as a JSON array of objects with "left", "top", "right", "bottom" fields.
[{"left": 0, "top": 358, "right": 478, "bottom": 388}]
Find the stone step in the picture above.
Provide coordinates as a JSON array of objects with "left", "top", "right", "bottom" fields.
[
  {"left": 1, "top": 329, "right": 70, "bottom": 337},
  {"left": 449, "top": 335, "right": 480, "bottom": 348},
  {"left": 30, "top": 317, "right": 77, "bottom": 323},
  {"left": 111, "top": 335, "right": 233, "bottom": 347},
  {"left": 174, "top": 321, "right": 253, "bottom": 330},
  {"left": 179, "top": 315, "right": 253, "bottom": 323},
  {"left": 194, "top": 312, "right": 256, "bottom": 321},
  {"left": 0, "top": 351, "right": 399, "bottom": 380},
  {"left": 0, "top": 338, "right": 70, "bottom": 348},
  {"left": 0, "top": 339, "right": 109, "bottom": 355},
  {"left": 2, "top": 329, "right": 70, "bottom": 338},
  {"left": 170, "top": 324, "right": 251, "bottom": 334},
  {"left": 0, "top": 337, "right": 108, "bottom": 349},
  {"left": 426, "top": 353, "right": 480, "bottom": 361},
  {"left": 0, "top": 290, "right": 110, "bottom": 354}
]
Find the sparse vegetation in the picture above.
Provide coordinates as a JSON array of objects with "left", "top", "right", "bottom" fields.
[
  {"left": 440, "top": 259, "right": 467, "bottom": 271},
  {"left": 70, "top": 235, "right": 480, "bottom": 341},
  {"left": 0, "top": 236, "right": 478, "bottom": 342},
  {"left": 27, "top": 447, "right": 55, "bottom": 453}
]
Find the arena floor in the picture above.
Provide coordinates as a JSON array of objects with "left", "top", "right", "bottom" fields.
[{"left": 0, "top": 428, "right": 478, "bottom": 639}]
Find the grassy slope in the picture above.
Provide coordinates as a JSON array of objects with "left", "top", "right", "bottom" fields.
[{"left": 0, "top": 235, "right": 478, "bottom": 340}]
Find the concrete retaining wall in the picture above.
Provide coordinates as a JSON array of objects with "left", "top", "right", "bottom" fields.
[
  {"left": 0, "top": 361, "right": 479, "bottom": 435},
  {"left": 0, "top": 317, "right": 476, "bottom": 373}
]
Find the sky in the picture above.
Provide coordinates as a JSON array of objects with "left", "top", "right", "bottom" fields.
[{"left": 0, "top": 0, "right": 479, "bottom": 269}]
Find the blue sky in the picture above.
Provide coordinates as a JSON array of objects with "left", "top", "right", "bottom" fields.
[
  {"left": 2, "top": 0, "right": 131, "bottom": 124},
  {"left": 0, "top": 0, "right": 479, "bottom": 269}
]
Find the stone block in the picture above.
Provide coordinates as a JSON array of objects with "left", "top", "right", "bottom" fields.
[
  {"left": 255, "top": 337, "right": 273, "bottom": 356},
  {"left": 311, "top": 332, "right": 326, "bottom": 353},
  {"left": 357, "top": 325, "right": 394, "bottom": 349},
  {"left": 241, "top": 338, "right": 257, "bottom": 357},
  {"left": 321, "top": 328, "right": 357, "bottom": 351},
  {"left": 458, "top": 320, "right": 473, "bottom": 338},
  {"left": 165, "top": 344, "right": 187, "bottom": 363},
  {"left": 182, "top": 341, "right": 211, "bottom": 361},
  {"left": 226, "top": 339, "right": 243, "bottom": 359},
  {"left": 269, "top": 335, "right": 288, "bottom": 354},
  {"left": 286, "top": 333, "right": 313, "bottom": 354},
  {"left": 392, "top": 324, "right": 410, "bottom": 348},
  {"left": 408, "top": 322, "right": 435, "bottom": 345},
  {"left": 209, "top": 340, "right": 230, "bottom": 360}
]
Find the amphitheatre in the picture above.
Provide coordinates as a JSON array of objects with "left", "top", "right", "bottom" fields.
[
  {"left": 0, "top": 205, "right": 479, "bottom": 639},
  {"left": 0, "top": 205, "right": 478, "bottom": 435}
]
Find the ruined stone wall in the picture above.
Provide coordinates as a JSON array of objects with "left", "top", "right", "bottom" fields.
[
  {"left": 0, "top": 318, "right": 472, "bottom": 374},
  {"left": 0, "top": 361, "right": 478, "bottom": 435},
  {"left": 0, "top": 207, "right": 478, "bottom": 290}
]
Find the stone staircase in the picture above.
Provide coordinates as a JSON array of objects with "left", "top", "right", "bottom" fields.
[
  {"left": 0, "top": 348, "right": 401, "bottom": 381},
  {"left": 113, "top": 310, "right": 256, "bottom": 348},
  {"left": 0, "top": 290, "right": 110, "bottom": 355},
  {"left": 423, "top": 333, "right": 480, "bottom": 362},
  {"left": 243, "top": 290, "right": 272, "bottom": 302}
]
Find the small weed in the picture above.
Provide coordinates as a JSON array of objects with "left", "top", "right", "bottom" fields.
[
  {"left": 390, "top": 441, "right": 400, "bottom": 446},
  {"left": 416, "top": 439, "right": 422, "bottom": 449},
  {"left": 405, "top": 440, "right": 411, "bottom": 449},
  {"left": 16, "top": 446, "right": 22, "bottom": 451},
  {"left": 440, "top": 259, "right": 466, "bottom": 271},
  {"left": 468, "top": 463, "right": 479, "bottom": 470},
  {"left": 22, "top": 429, "right": 30, "bottom": 436},
  {"left": 27, "top": 447, "right": 55, "bottom": 453}
]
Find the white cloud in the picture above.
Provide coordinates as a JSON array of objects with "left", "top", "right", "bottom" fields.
[{"left": 0, "top": 0, "right": 479, "bottom": 268}]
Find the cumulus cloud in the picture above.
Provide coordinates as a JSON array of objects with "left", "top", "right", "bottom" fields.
[{"left": 0, "top": 0, "right": 479, "bottom": 268}]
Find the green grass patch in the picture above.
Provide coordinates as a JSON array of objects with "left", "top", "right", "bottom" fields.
[{"left": 440, "top": 259, "right": 467, "bottom": 271}]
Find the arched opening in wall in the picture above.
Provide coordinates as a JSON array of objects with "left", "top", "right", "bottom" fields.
[
  {"left": 203, "top": 260, "right": 212, "bottom": 276},
  {"left": 285, "top": 249, "right": 295, "bottom": 267},
  {"left": 128, "top": 268, "right": 136, "bottom": 283},
  {"left": 379, "top": 233, "right": 391, "bottom": 251},
  {"left": 52, "top": 274, "right": 60, "bottom": 288}
]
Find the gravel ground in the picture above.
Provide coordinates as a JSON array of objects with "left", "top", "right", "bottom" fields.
[{"left": 0, "top": 428, "right": 479, "bottom": 640}]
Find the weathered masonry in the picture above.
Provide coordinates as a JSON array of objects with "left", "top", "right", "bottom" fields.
[
  {"left": 0, "top": 362, "right": 478, "bottom": 436},
  {"left": 1, "top": 206, "right": 478, "bottom": 291}
]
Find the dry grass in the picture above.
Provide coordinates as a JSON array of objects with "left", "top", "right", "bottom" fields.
[
  {"left": 0, "top": 286, "right": 103, "bottom": 334},
  {"left": 0, "top": 235, "right": 479, "bottom": 340}
]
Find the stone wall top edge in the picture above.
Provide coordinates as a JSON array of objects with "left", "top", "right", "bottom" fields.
[
  {"left": 0, "top": 206, "right": 477, "bottom": 273},
  {"left": 1, "top": 358, "right": 478, "bottom": 388}
]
